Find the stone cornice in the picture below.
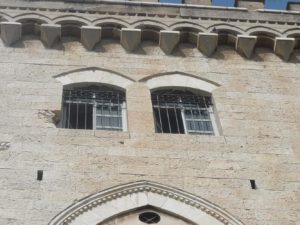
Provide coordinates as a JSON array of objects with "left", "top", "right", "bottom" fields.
[
  {"left": 0, "top": 2, "right": 299, "bottom": 61},
  {"left": 0, "top": 1, "right": 300, "bottom": 25}
]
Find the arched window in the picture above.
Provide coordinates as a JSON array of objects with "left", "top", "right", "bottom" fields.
[
  {"left": 151, "top": 89, "right": 216, "bottom": 135},
  {"left": 62, "top": 84, "right": 127, "bottom": 131}
]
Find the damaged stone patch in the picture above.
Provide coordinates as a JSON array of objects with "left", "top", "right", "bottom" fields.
[
  {"left": 38, "top": 110, "right": 61, "bottom": 127},
  {"left": 0, "top": 142, "right": 10, "bottom": 150}
]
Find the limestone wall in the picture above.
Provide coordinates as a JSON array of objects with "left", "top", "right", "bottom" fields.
[{"left": 0, "top": 2, "right": 299, "bottom": 225}]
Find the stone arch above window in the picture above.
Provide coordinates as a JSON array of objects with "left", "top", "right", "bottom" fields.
[
  {"left": 48, "top": 181, "right": 244, "bottom": 225},
  {"left": 140, "top": 72, "right": 220, "bottom": 93},
  {"left": 54, "top": 68, "right": 133, "bottom": 131},
  {"left": 54, "top": 67, "right": 134, "bottom": 91}
]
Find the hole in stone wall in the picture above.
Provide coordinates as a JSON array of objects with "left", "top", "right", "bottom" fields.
[
  {"left": 250, "top": 179, "right": 256, "bottom": 189},
  {"left": 19, "top": 19, "right": 43, "bottom": 36},
  {"left": 100, "top": 24, "right": 122, "bottom": 40},
  {"left": 218, "top": 32, "right": 237, "bottom": 47},
  {"left": 37, "top": 170, "right": 43, "bottom": 181},
  {"left": 61, "top": 24, "right": 81, "bottom": 38},
  {"left": 255, "top": 35, "right": 275, "bottom": 49},
  {"left": 178, "top": 28, "right": 199, "bottom": 45}
]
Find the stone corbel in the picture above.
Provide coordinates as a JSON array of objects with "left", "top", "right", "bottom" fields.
[
  {"left": 159, "top": 30, "right": 180, "bottom": 54},
  {"left": 120, "top": 28, "right": 141, "bottom": 52},
  {"left": 236, "top": 35, "right": 257, "bottom": 59},
  {"left": 0, "top": 22, "right": 22, "bottom": 46},
  {"left": 81, "top": 26, "right": 101, "bottom": 50},
  {"left": 40, "top": 24, "right": 61, "bottom": 47},
  {"left": 274, "top": 37, "right": 295, "bottom": 61},
  {"left": 197, "top": 33, "right": 218, "bottom": 56}
]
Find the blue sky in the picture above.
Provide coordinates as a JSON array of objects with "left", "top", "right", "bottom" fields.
[
  {"left": 161, "top": 0, "right": 300, "bottom": 10},
  {"left": 213, "top": 0, "right": 300, "bottom": 9}
]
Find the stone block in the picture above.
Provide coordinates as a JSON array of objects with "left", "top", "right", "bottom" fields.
[
  {"left": 274, "top": 37, "right": 295, "bottom": 61},
  {"left": 159, "top": 31, "right": 180, "bottom": 54},
  {"left": 0, "top": 22, "right": 22, "bottom": 46},
  {"left": 184, "top": 0, "right": 211, "bottom": 5},
  {"left": 236, "top": 0, "right": 264, "bottom": 10},
  {"left": 197, "top": 33, "right": 218, "bottom": 56},
  {"left": 287, "top": 2, "right": 300, "bottom": 11},
  {"left": 81, "top": 26, "right": 101, "bottom": 50},
  {"left": 120, "top": 28, "right": 141, "bottom": 52},
  {"left": 40, "top": 24, "right": 61, "bottom": 47},
  {"left": 236, "top": 35, "right": 257, "bottom": 58}
]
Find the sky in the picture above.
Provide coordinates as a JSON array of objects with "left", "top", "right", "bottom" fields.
[
  {"left": 160, "top": 0, "right": 300, "bottom": 10},
  {"left": 213, "top": 0, "right": 300, "bottom": 9}
]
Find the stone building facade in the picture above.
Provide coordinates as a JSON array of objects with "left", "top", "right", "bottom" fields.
[{"left": 0, "top": 0, "right": 299, "bottom": 225}]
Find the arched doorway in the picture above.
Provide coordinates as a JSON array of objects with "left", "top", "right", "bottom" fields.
[{"left": 48, "top": 181, "right": 244, "bottom": 225}]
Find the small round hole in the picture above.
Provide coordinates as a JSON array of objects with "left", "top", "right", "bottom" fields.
[{"left": 139, "top": 212, "right": 160, "bottom": 224}]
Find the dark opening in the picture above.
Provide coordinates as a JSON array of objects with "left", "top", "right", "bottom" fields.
[
  {"left": 37, "top": 170, "right": 43, "bottom": 181},
  {"left": 256, "top": 36, "right": 275, "bottom": 49},
  {"left": 153, "top": 108, "right": 184, "bottom": 134},
  {"left": 250, "top": 179, "right": 256, "bottom": 189},
  {"left": 139, "top": 212, "right": 161, "bottom": 224},
  {"left": 64, "top": 103, "right": 93, "bottom": 129}
]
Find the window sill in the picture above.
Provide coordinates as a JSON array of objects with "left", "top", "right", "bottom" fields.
[
  {"left": 57, "top": 128, "right": 130, "bottom": 139},
  {"left": 153, "top": 132, "right": 225, "bottom": 143}
]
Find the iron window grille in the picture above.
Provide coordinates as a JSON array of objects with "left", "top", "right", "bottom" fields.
[
  {"left": 62, "top": 86, "right": 127, "bottom": 131},
  {"left": 151, "top": 90, "right": 216, "bottom": 135}
]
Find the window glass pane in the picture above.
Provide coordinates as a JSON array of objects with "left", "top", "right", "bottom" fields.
[
  {"left": 192, "top": 109, "right": 200, "bottom": 119},
  {"left": 205, "top": 121, "right": 213, "bottom": 132},
  {"left": 185, "top": 109, "right": 192, "bottom": 119},
  {"left": 186, "top": 120, "right": 193, "bottom": 131},
  {"left": 102, "top": 105, "right": 110, "bottom": 115},
  {"left": 110, "top": 117, "right": 120, "bottom": 128},
  {"left": 111, "top": 105, "right": 120, "bottom": 116},
  {"left": 201, "top": 110, "right": 209, "bottom": 119}
]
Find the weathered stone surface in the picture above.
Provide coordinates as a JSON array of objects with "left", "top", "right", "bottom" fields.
[
  {"left": 120, "top": 28, "right": 141, "bottom": 52},
  {"left": 0, "top": 142, "right": 10, "bottom": 150},
  {"left": 81, "top": 26, "right": 101, "bottom": 50},
  {"left": 40, "top": 24, "right": 61, "bottom": 47},
  {"left": 159, "top": 31, "right": 180, "bottom": 54},
  {"left": 288, "top": 2, "right": 300, "bottom": 10},
  {"left": 274, "top": 37, "right": 295, "bottom": 61},
  {"left": 0, "top": 22, "right": 22, "bottom": 46},
  {"left": 197, "top": 33, "right": 218, "bottom": 56},
  {"left": 0, "top": 2, "right": 299, "bottom": 225},
  {"left": 236, "top": 0, "right": 264, "bottom": 10},
  {"left": 236, "top": 35, "right": 257, "bottom": 58}
]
